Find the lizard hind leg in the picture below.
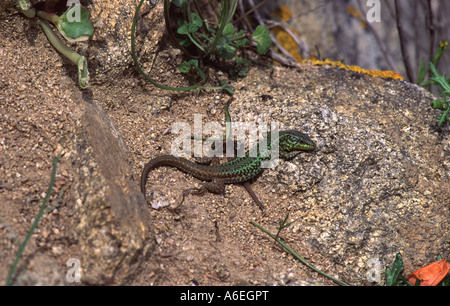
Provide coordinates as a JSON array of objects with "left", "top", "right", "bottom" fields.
[{"left": 172, "top": 179, "right": 226, "bottom": 210}]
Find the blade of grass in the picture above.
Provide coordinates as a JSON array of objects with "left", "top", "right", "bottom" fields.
[
  {"left": 5, "top": 155, "right": 61, "bottom": 286},
  {"left": 250, "top": 221, "right": 350, "bottom": 286}
]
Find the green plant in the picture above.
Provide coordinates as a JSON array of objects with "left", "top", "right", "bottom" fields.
[
  {"left": 385, "top": 253, "right": 411, "bottom": 286},
  {"left": 273, "top": 213, "right": 296, "bottom": 244},
  {"left": 18, "top": 0, "right": 35, "bottom": 18},
  {"left": 429, "top": 62, "right": 450, "bottom": 126},
  {"left": 131, "top": 0, "right": 271, "bottom": 93},
  {"left": 5, "top": 156, "right": 60, "bottom": 286},
  {"left": 386, "top": 253, "right": 450, "bottom": 286},
  {"left": 18, "top": 0, "right": 94, "bottom": 88},
  {"left": 39, "top": 18, "right": 90, "bottom": 88},
  {"left": 417, "top": 41, "right": 449, "bottom": 87},
  {"left": 37, "top": 3, "right": 94, "bottom": 42}
]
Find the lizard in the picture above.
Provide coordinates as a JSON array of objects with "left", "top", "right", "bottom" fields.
[{"left": 140, "top": 130, "right": 316, "bottom": 209}]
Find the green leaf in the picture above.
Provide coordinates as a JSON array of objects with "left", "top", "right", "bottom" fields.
[
  {"left": 252, "top": 25, "right": 271, "bottom": 54},
  {"left": 179, "top": 59, "right": 199, "bottom": 74},
  {"left": 438, "top": 107, "right": 450, "bottom": 127},
  {"left": 177, "top": 22, "right": 199, "bottom": 35},
  {"left": 231, "top": 57, "right": 251, "bottom": 78},
  {"left": 430, "top": 62, "right": 450, "bottom": 95},
  {"left": 430, "top": 99, "right": 448, "bottom": 110},
  {"left": 385, "top": 253, "right": 405, "bottom": 286},
  {"left": 216, "top": 37, "right": 236, "bottom": 60},
  {"left": 57, "top": 4, "right": 94, "bottom": 42},
  {"left": 235, "top": 38, "right": 249, "bottom": 48},
  {"left": 177, "top": 14, "right": 202, "bottom": 36},
  {"left": 235, "top": 29, "right": 249, "bottom": 48},
  {"left": 235, "top": 57, "right": 248, "bottom": 65},
  {"left": 190, "top": 13, "right": 203, "bottom": 28},
  {"left": 222, "top": 23, "right": 235, "bottom": 38},
  {"left": 179, "top": 61, "right": 191, "bottom": 74},
  {"left": 217, "top": 44, "right": 236, "bottom": 60},
  {"left": 177, "top": 23, "right": 188, "bottom": 34}
]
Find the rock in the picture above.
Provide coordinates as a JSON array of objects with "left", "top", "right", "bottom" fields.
[
  {"left": 69, "top": 89, "right": 154, "bottom": 284},
  {"left": 230, "top": 65, "right": 449, "bottom": 284},
  {"left": 85, "top": 0, "right": 164, "bottom": 82}
]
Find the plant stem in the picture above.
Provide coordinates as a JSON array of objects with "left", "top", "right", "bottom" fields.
[
  {"left": 209, "top": 0, "right": 230, "bottom": 55},
  {"left": 250, "top": 221, "right": 350, "bottom": 286},
  {"left": 36, "top": 10, "right": 59, "bottom": 24},
  {"left": 39, "top": 18, "right": 89, "bottom": 88},
  {"left": 5, "top": 156, "right": 60, "bottom": 286},
  {"left": 18, "top": 0, "right": 36, "bottom": 18},
  {"left": 163, "top": 0, "right": 199, "bottom": 59},
  {"left": 184, "top": 0, "right": 206, "bottom": 52},
  {"left": 38, "top": 18, "right": 81, "bottom": 65}
]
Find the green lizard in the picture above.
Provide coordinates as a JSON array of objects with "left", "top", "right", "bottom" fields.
[{"left": 140, "top": 130, "right": 316, "bottom": 208}]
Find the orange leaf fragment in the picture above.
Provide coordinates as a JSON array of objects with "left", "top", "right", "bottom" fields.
[{"left": 407, "top": 259, "right": 450, "bottom": 286}]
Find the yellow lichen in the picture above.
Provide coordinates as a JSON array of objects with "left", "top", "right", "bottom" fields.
[
  {"left": 273, "top": 5, "right": 293, "bottom": 21},
  {"left": 306, "top": 58, "right": 404, "bottom": 80},
  {"left": 273, "top": 27, "right": 303, "bottom": 62}
]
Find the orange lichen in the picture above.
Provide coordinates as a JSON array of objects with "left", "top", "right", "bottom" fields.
[
  {"left": 346, "top": 5, "right": 361, "bottom": 18},
  {"left": 271, "top": 5, "right": 302, "bottom": 62},
  {"left": 307, "top": 58, "right": 404, "bottom": 80},
  {"left": 273, "top": 27, "right": 303, "bottom": 62},
  {"left": 273, "top": 5, "right": 293, "bottom": 21}
]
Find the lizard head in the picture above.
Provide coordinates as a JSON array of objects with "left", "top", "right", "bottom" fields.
[{"left": 278, "top": 130, "right": 316, "bottom": 159}]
